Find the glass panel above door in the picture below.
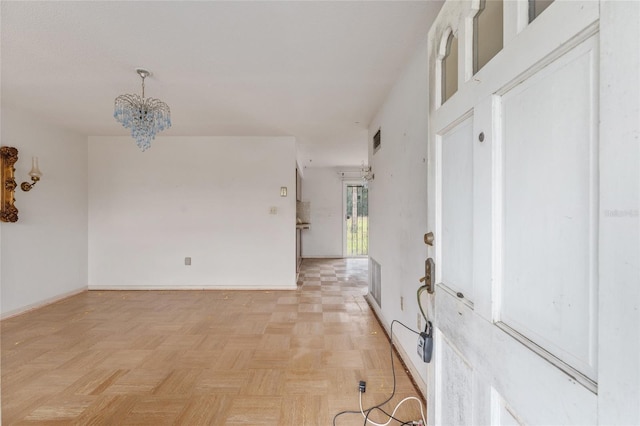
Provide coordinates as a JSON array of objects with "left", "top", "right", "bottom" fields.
[
  {"left": 473, "top": 0, "right": 504, "bottom": 73},
  {"left": 442, "top": 32, "right": 459, "bottom": 104},
  {"left": 529, "top": 0, "right": 554, "bottom": 22}
]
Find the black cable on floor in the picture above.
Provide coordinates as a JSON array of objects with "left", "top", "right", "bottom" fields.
[{"left": 332, "top": 319, "right": 421, "bottom": 426}]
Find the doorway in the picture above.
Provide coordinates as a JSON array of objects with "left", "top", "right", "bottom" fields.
[{"left": 344, "top": 183, "right": 368, "bottom": 257}]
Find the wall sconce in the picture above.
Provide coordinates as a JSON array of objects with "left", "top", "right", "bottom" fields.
[
  {"left": 21, "top": 156, "right": 42, "bottom": 191},
  {"left": 361, "top": 161, "right": 374, "bottom": 182}
]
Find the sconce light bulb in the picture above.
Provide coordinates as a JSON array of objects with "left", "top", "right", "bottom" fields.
[
  {"left": 20, "top": 156, "right": 42, "bottom": 192},
  {"left": 28, "top": 157, "right": 42, "bottom": 179}
]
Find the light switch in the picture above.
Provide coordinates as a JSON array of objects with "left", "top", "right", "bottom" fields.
[{"left": 280, "top": 187, "right": 287, "bottom": 197}]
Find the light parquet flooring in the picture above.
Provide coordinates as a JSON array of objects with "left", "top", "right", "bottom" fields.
[{"left": 2, "top": 258, "right": 425, "bottom": 425}]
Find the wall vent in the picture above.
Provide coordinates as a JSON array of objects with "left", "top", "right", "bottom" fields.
[
  {"left": 369, "top": 257, "right": 382, "bottom": 308},
  {"left": 373, "top": 129, "right": 381, "bottom": 154}
]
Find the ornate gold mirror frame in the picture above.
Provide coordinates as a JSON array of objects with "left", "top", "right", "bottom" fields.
[{"left": 1, "top": 146, "right": 19, "bottom": 222}]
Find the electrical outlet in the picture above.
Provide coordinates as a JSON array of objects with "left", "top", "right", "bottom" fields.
[
  {"left": 417, "top": 313, "right": 421, "bottom": 330},
  {"left": 269, "top": 206, "right": 278, "bottom": 215},
  {"left": 400, "top": 296, "right": 404, "bottom": 311}
]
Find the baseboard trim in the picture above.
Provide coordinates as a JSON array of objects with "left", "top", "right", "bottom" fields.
[
  {"left": 364, "top": 293, "right": 428, "bottom": 401},
  {"left": 89, "top": 285, "right": 297, "bottom": 291},
  {"left": 1, "top": 287, "right": 87, "bottom": 320}
]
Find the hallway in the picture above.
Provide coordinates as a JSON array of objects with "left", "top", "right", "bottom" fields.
[{"left": 2, "top": 258, "right": 424, "bottom": 425}]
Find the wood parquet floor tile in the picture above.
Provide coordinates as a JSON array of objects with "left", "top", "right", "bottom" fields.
[{"left": 2, "top": 258, "right": 425, "bottom": 425}]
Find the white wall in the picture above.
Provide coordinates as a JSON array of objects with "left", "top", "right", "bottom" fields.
[
  {"left": 88, "top": 136, "right": 297, "bottom": 289},
  {"left": 300, "top": 167, "right": 344, "bottom": 258},
  {"left": 367, "top": 35, "right": 430, "bottom": 389},
  {"left": 1, "top": 107, "right": 88, "bottom": 317}
]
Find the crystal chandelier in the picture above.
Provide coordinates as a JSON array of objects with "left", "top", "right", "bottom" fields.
[{"left": 114, "top": 69, "right": 171, "bottom": 151}]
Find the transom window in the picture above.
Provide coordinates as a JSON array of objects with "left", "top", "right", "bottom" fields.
[
  {"left": 529, "top": 0, "right": 555, "bottom": 22},
  {"left": 441, "top": 31, "right": 459, "bottom": 104},
  {"left": 473, "top": 0, "right": 503, "bottom": 74}
]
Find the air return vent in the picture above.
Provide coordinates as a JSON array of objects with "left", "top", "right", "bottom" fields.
[
  {"left": 369, "top": 257, "right": 382, "bottom": 308},
  {"left": 373, "top": 129, "right": 381, "bottom": 154}
]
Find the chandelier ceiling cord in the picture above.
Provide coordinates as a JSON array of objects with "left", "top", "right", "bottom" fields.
[{"left": 114, "top": 68, "right": 171, "bottom": 151}]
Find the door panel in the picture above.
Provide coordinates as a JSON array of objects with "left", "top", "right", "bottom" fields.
[
  {"left": 499, "top": 37, "right": 599, "bottom": 379},
  {"left": 434, "top": 289, "right": 597, "bottom": 424},
  {"left": 491, "top": 388, "right": 524, "bottom": 426},
  {"left": 440, "top": 116, "right": 474, "bottom": 300},
  {"left": 435, "top": 332, "right": 473, "bottom": 426}
]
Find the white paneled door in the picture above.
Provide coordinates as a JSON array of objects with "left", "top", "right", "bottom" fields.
[{"left": 426, "top": 1, "right": 609, "bottom": 424}]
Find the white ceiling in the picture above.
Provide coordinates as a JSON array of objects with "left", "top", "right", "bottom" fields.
[{"left": 1, "top": 1, "right": 442, "bottom": 167}]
